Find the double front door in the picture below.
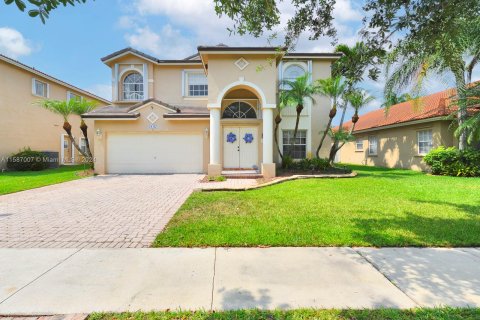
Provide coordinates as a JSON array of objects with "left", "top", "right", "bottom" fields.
[{"left": 223, "top": 127, "right": 258, "bottom": 169}]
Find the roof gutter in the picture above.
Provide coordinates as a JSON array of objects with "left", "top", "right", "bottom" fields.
[{"left": 352, "top": 116, "right": 448, "bottom": 134}]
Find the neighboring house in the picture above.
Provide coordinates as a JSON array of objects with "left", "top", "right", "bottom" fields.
[
  {"left": 83, "top": 45, "right": 341, "bottom": 177},
  {"left": 337, "top": 88, "right": 460, "bottom": 171},
  {"left": 0, "top": 54, "right": 110, "bottom": 169}
]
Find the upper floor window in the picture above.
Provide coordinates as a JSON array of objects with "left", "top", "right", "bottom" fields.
[
  {"left": 185, "top": 71, "right": 208, "bottom": 97},
  {"left": 67, "top": 91, "right": 82, "bottom": 102},
  {"left": 222, "top": 102, "right": 256, "bottom": 119},
  {"left": 418, "top": 129, "right": 433, "bottom": 155},
  {"left": 32, "top": 78, "right": 48, "bottom": 97},
  {"left": 123, "top": 72, "right": 144, "bottom": 101},
  {"left": 283, "top": 65, "right": 305, "bottom": 82}
]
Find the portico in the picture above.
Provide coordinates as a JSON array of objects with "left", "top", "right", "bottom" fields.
[{"left": 207, "top": 80, "right": 276, "bottom": 178}]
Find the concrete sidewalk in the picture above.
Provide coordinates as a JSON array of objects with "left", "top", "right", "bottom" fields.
[{"left": 0, "top": 247, "right": 479, "bottom": 314}]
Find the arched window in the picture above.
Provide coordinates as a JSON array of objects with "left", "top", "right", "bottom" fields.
[
  {"left": 123, "top": 72, "right": 144, "bottom": 100},
  {"left": 222, "top": 102, "right": 256, "bottom": 119},
  {"left": 283, "top": 65, "right": 305, "bottom": 82}
]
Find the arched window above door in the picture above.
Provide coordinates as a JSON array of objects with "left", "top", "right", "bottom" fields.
[{"left": 222, "top": 102, "right": 256, "bottom": 119}]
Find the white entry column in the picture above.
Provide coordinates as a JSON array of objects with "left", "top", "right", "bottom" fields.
[
  {"left": 261, "top": 105, "right": 276, "bottom": 178},
  {"left": 208, "top": 105, "right": 222, "bottom": 176}
]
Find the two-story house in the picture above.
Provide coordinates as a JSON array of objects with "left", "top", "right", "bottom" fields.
[
  {"left": 83, "top": 45, "right": 341, "bottom": 177},
  {"left": 0, "top": 54, "right": 110, "bottom": 169}
]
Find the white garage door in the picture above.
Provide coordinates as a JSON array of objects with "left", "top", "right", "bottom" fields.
[{"left": 107, "top": 133, "right": 203, "bottom": 174}]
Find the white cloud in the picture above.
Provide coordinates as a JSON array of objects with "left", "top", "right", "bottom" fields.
[
  {"left": 124, "top": 25, "right": 194, "bottom": 58},
  {"left": 87, "top": 84, "right": 112, "bottom": 101},
  {"left": 334, "top": 0, "right": 363, "bottom": 21},
  {"left": 0, "top": 27, "right": 32, "bottom": 59}
]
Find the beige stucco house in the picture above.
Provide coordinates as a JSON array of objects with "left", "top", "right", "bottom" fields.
[
  {"left": 337, "top": 88, "right": 460, "bottom": 171},
  {"left": 83, "top": 46, "right": 341, "bottom": 177},
  {"left": 0, "top": 54, "right": 110, "bottom": 169}
]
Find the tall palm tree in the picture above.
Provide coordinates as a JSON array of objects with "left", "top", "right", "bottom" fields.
[
  {"left": 315, "top": 76, "right": 346, "bottom": 158},
  {"left": 274, "top": 91, "right": 289, "bottom": 160},
  {"left": 280, "top": 73, "right": 319, "bottom": 157},
  {"left": 453, "top": 82, "right": 480, "bottom": 144},
  {"left": 328, "top": 42, "right": 377, "bottom": 161},
  {"left": 72, "top": 99, "right": 97, "bottom": 157},
  {"left": 335, "top": 89, "right": 375, "bottom": 153},
  {"left": 37, "top": 99, "right": 90, "bottom": 159},
  {"left": 385, "top": 17, "right": 480, "bottom": 150}
]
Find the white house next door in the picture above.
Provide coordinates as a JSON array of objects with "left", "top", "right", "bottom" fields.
[{"left": 223, "top": 127, "right": 258, "bottom": 169}]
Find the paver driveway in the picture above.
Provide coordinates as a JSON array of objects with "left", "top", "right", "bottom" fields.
[{"left": 0, "top": 174, "right": 202, "bottom": 248}]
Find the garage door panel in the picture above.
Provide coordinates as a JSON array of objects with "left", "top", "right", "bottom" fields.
[{"left": 107, "top": 133, "right": 203, "bottom": 174}]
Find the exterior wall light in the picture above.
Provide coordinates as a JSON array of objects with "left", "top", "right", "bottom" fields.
[
  {"left": 96, "top": 129, "right": 102, "bottom": 137},
  {"left": 204, "top": 127, "right": 209, "bottom": 137}
]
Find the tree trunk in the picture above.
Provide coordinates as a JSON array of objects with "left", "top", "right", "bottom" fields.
[
  {"left": 274, "top": 114, "right": 283, "bottom": 160},
  {"left": 316, "top": 104, "right": 337, "bottom": 158},
  {"left": 328, "top": 103, "right": 348, "bottom": 164},
  {"left": 63, "top": 121, "right": 89, "bottom": 159},
  {"left": 455, "top": 75, "right": 468, "bottom": 150},
  {"left": 80, "top": 119, "right": 92, "bottom": 158},
  {"left": 290, "top": 104, "right": 303, "bottom": 157},
  {"left": 316, "top": 117, "right": 334, "bottom": 158}
]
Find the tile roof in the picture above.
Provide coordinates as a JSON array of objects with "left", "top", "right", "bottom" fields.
[
  {"left": 337, "top": 88, "right": 457, "bottom": 133},
  {"left": 82, "top": 98, "right": 209, "bottom": 119}
]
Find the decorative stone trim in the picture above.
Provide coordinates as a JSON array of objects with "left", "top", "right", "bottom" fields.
[{"left": 198, "top": 172, "right": 357, "bottom": 192}]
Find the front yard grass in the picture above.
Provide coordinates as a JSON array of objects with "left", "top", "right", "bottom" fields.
[
  {"left": 154, "top": 165, "right": 480, "bottom": 247},
  {"left": 90, "top": 308, "right": 480, "bottom": 320},
  {"left": 0, "top": 165, "right": 92, "bottom": 195}
]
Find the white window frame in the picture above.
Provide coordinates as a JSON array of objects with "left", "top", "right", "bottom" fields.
[
  {"left": 355, "top": 138, "right": 364, "bottom": 151},
  {"left": 368, "top": 136, "right": 378, "bottom": 156},
  {"left": 282, "top": 130, "right": 307, "bottom": 159},
  {"left": 281, "top": 63, "right": 307, "bottom": 91},
  {"left": 122, "top": 72, "right": 144, "bottom": 101},
  {"left": 32, "top": 78, "right": 49, "bottom": 98},
  {"left": 67, "top": 91, "right": 82, "bottom": 102},
  {"left": 183, "top": 70, "right": 208, "bottom": 98},
  {"left": 417, "top": 129, "right": 433, "bottom": 155}
]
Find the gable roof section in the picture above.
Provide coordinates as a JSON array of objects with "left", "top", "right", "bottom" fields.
[
  {"left": 101, "top": 47, "right": 202, "bottom": 65},
  {"left": 0, "top": 54, "right": 110, "bottom": 104},
  {"left": 337, "top": 88, "right": 457, "bottom": 133},
  {"left": 82, "top": 98, "right": 209, "bottom": 119}
]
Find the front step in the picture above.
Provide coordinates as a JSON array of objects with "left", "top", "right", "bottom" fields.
[{"left": 221, "top": 170, "right": 263, "bottom": 179}]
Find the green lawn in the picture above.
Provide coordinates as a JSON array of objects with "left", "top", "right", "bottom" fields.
[
  {"left": 0, "top": 165, "right": 92, "bottom": 195},
  {"left": 154, "top": 165, "right": 480, "bottom": 247},
  {"left": 90, "top": 308, "right": 480, "bottom": 320}
]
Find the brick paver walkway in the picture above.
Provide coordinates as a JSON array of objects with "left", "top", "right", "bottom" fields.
[{"left": 0, "top": 175, "right": 203, "bottom": 248}]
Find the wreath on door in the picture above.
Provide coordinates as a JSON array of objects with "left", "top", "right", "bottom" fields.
[
  {"left": 243, "top": 133, "right": 254, "bottom": 143},
  {"left": 226, "top": 132, "right": 237, "bottom": 143}
]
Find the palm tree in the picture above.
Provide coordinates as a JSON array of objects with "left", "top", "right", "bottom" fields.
[
  {"left": 328, "top": 42, "right": 377, "bottom": 161},
  {"left": 72, "top": 99, "right": 97, "bottom": 157},
  {"left": 280, "top": 73, "right": 319, "bottom": 157},
  {"left": 37, "top": 99, "right": 90, "bottom": 159},
  {"left": 315, "top": 76, "right": 346, "bottom": 158},
  {"left": 453, "top": 82, "right": 480, "bottom": 144},
  {"left": 385, "top": 17, "right": 480, "bottom": 150},
  {"left": 335, "top": 89, "right": 375, "bottom": 154},
  {"left": 274, "top": 91, "right": 289, "bottom": 160}
]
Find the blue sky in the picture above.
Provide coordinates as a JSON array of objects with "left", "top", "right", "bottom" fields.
[{"left": 1, "top": 0, "right": 477, "bottom": 125}]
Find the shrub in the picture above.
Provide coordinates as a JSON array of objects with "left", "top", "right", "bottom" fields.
[
  {"left": 281, "top": 155, "right": 295, "bottom": 169},
  {"left": 6, "top": 148, "right": 49, "bottom": 171},
  {"left": 424, "top": 146, "right": 480, "bottom": 177}
]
